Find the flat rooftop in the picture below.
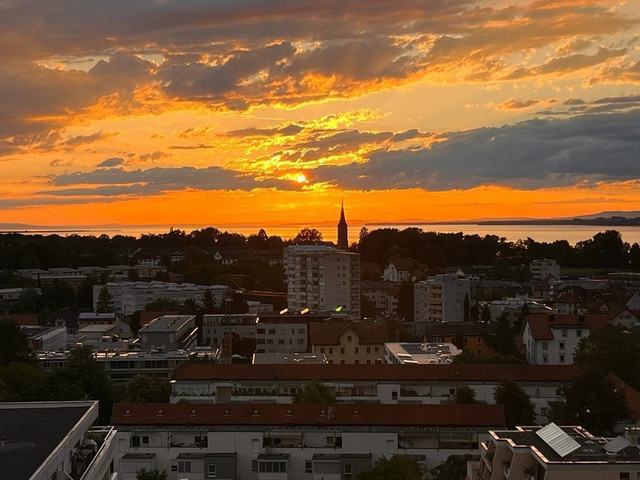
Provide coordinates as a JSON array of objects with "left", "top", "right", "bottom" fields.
[
  {"left": 493, "top": 425, "right": 640, "bottom": 464},
  {"left": 0, "top": 402, "right": 95, "bottom": 480},
  {"left": 141, "top": 315, "right": 194, "bottom": 332}
]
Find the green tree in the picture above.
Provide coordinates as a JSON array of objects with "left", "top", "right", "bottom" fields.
[
  {"left": 145, "top": 296, "right": 180, "bottom": 312},
  {"left": 455, "top": 385, "right": 479, "bottom": 404},
  {"left": 96, "top": 286, "right": 115, "bottom": 313},
  {"left": 294, "top": 379, "right": 336, "bottom": 404},
  {"left": 50, "top": 346, "right": 113, "bottom": 422},
  {"left": 397, "top": 281, "right": 414, "bottom": 322},
  {"left": 548, "top": 371, "right": 629, "bottom": 435},
  {"left": 0, "top": 362, "right": 50, "bottom": 400},
  {"left": 124, "top": 375, "right": 172, "bottom": 403},
  {"left": 136, "top": 469, "right": 168, "bottom": 480},
  {"left": 484, "top": 314, "right": 519, "bottom": 357},
  {"left": 356, "top": 454, "right": 424, "bottom": 480},
  {"left": 574, "top": 325, "right": 640, "bottom": 390},
  {"left": 427, "top": 454, "right": 477, "bottom": 480},
  {"left": 200, "top": 288, "right": 218, "bottom": 314},
  {"left": 0, "top": 318, "right": 35, "bottom": 366},
  {"left": 494, "top": 378, "right": 536, "bottom": 428},
  {"left": 292, "top": 228, "right": 323, "bottom": 244},
  {"left": 463, "top": 294, "right": 470, "bottom": 322}
]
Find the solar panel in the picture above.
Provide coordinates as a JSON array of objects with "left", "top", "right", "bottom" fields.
[
  {"left": 535, "top": 423, "right": 581, "bottom": 458},
  {"left": 603, "top": 436, "right": 631, "bottom": 454}
]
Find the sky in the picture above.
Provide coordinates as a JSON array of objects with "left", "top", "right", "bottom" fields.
[{"left": 0, "top": 0, "right": 639, "bottom": 229}]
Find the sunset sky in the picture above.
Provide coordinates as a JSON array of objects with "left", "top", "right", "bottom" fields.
[{"left": 0, "top": 0, "right": 639, "bottom": 229}]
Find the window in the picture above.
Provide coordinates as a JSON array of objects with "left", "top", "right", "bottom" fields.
[
  {"left": 559, "top": 341, "right": 565, "bottom": 350},
  {"left": 561, "top": 329, "right": 568, "bottom": 337},
  {"left": 329, "top": 347, "right": 333, "bottom": 354},
  {"left": 355, "top": 360, "right": 359, "bottom": 364},
  {"left": 340, "top": 347, "right": 345, "bottom": 354},
  {"left": 577, "top": 329, "right": 582, "bottom": 337},
  {"left": 278, "top": 339, "right": 285, "bottom": 344},
  {"left": 347, "top": 335, "right": 352, "bottom": 342},
  {"left": 341, "top": 360, "right": 345, "bottom": 364},
  {"left": 305, "top": 460, "right": 312, "bottom": 473},
  {"left": 142, "top": 436, "right": 149, "bottom": 445},
  {"left": 130, "top": 436, "right": 140, "bottom": 448},
  {"left": 355, "top": 347, "right": 359, "bottom": 354},
  {"left": 345, "top": 464, "right": 353, "bottom": 477},
  {"left": 620, "top": 473, "right": 630, "bottom": 480},
  {"left": 476, "top": 349, "right": 483, "bottom": 355},
  {"left": 542, "top": 341, "right": 548, "bottom": 351},
  {"left": 392, "top": 391, "right": 398, "bottom": 400},
  {"left": 178, "top": 462, "right": 191, "bottom": 473},
  {"left": 559, "top": 354, "right": 565, "bottom": 363},
  {"left": 541, "top": 407, "right": 548, "bottom": 416},
  {"left": 320, "top": 347, "right": 325, "bottom": 353},
  {"left": 269, "top": 328, "right": 276, "bottom": 334},
  {"left": 374, "top": 346, "right": 379, "bottom": 352},
  {"left": 252, "top": 460, "right": 258, "bottom": 472},
  {"left": 298, "top": 328, "right": 305, "bottom": 334},
  {"left": 478, "top": 337, "right": 483, "bottom": 344},
  {"left": 366, "top": 347, "right": 371, "bottom": 353},
  {"left": 257, "top": 328, "right": 265, "bottom": 334},
  {"left": 208, "top": 464, "right": 217, "bottom": 478},
  {"left": 542, "top": 354, "right": 548, "bottom": 363}
]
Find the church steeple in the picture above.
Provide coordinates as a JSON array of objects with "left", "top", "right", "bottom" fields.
[{"left": 337, "top": 201, "right": 348, "bottom": 250}]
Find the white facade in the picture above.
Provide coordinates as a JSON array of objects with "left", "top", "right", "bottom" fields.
[
  {"left": 530, "top": 259, "right": 561, "bottom": 281},
  {"left": 523, "top": 318, "right": 594, "bottom": 365},
  {"left": 284, "top": 245, "right": 360, "bottom": 317},
  {"left": 414, "top": 274, "right": 470, "bottom": 324},
  {"left": 93, "top": 281, "right": 228, "bottom": 314},
  {"left": 256, "top": 321, "right": 308, "bottom": 353}
]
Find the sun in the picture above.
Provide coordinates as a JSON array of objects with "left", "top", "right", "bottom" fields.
[{"left": 296, "top": 173, "right": 308, "bottom": 184}]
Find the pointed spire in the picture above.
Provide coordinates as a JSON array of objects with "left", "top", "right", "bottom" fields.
[
  {"left": 338, "top": 200, "right": 348, "bottom": 227},
  {"left": 337, "top": 201, "right": 348, "bottom": 249}
]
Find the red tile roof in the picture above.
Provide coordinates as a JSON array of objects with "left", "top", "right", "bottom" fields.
[
  {"left": 112, "top": 402, "right": 505, "bottom": 427},
  {"left": 309, "top": 322, "right": 388, "bottom": 346},
  {"left": 605, "top": 372, "right": 640, "bottom": 423},
  {"left": 525, "top": 313, "right": 609, "bottom": 340},
  {"left": 1, "top": 314, "right": 39, "bottom": 326},
  {"left": 175, "top": 363, "right": 584, "bottom": 382}
]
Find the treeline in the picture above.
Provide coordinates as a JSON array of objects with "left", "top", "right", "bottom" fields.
[
  {"left": 358, "top": 228, "right": 640, "bottom": 270},
  {"left": 0, "top": 226, "right": 638, "bottom": 274}
]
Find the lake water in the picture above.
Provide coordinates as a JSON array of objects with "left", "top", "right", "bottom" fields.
[{"left": 26, "top": 223, "right": 640, "bottom": 246}]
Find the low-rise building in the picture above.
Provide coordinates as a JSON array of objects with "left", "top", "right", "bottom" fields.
[
  {"left": 309, "top": 322, "right": 387, "bottom": 364},
  {"left": 112, "top": 402, "right": 505, "bottom": 480},
  {"left": 384, "top": 342, "right": 462, "bottom": 364},
  {"left": 139, "top": 314, "right": 198, "bottom": 351},
  {"left": 170, "top": 363, "right": 582, "bottom": 423},
  {"left": 202, "top": 313, "right": 258, "bottom": 347},
  {"left": 477, "top": 423, "right": 640, "bottom": 480},
  {"left": 523, "top": 313, "right": 609, "bottom": 365},
  {"left": 0, "top": 401, "right": 116, "bottom": 480},
  {"left": 23, "top": 325, "right": 68, "bottom": 351},
  {"left": 425, "top": 322, "right": 493, "bottom": 359}
]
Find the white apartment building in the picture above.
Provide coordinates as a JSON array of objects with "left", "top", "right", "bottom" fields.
[
  {"left": 256, "top": 317, "right": 310, "bottom": 354},
  {"left": 93, "top": 281, "right": 227, "bottom": 314},
  {"left": 0, "top": 401, "right": 117, "bottom": 480},
  {"left": 523, "top": 313, "right": 609, "bottom": 365},
  {"left": 477, "top": 423, "right": 640, "bottom": 480},
  {"left": 23, "top": 325, "right": 68, "bottom": 351},
  {"left": 361, "top": 281, "right": 400, "bottom": 316},
  {"left": 112, "top": 402, "right": 504, "bottom": 480},
  {"left": 170, "top": 363, "right": 581, "bottom": 424},
  {"left": 139, "top": 314, "right": 198, "bottom": 351},
  {"left": 284, "top": 245, "right": 360, "bottom": 317},
  {"left": 202, "top": 313, "right": 258, "bottom": 347},
  {"left": 530, "top": 259, "right": 561, "bottom": 281},
  {"left": 414, "top": 274, "right": 470, "bottom": 324}
]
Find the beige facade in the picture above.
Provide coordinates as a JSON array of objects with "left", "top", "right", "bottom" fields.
[{"left": 310, "top": 324, "right": 386, "bottom": 365}]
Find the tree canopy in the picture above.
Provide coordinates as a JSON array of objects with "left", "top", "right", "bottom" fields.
[
  {"left": 294, "top": 379, "right": 336, "bottom": 403},
  {"left": 494, "top": 378, "right": 536, "bottom": 428},
  {"left": 0, "top": 318, "right": 35, "bottom": 366},
  {"left": 356, "top": 454, "right": 424, "bottom": 480},
  {"left": 549, "top": 371, "right": 629, "bottom": 435}
]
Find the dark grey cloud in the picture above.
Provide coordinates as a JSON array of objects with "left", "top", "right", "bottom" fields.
[
  {"left": 97, "top": 157, "right": 124, "bottom": 168},
  {"left": 227, "top": 124, "right": 304, "bottom": 137},
  {"left": 46, "top": 165, "right": 296, "bottom": 196},
  {"left": 309, "top": 110, "right": 640, "bottom": 190}
]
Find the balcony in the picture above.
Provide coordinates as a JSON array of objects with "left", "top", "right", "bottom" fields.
[{"left": 78, "top": 426, "right": 117, "bottom": 480}]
